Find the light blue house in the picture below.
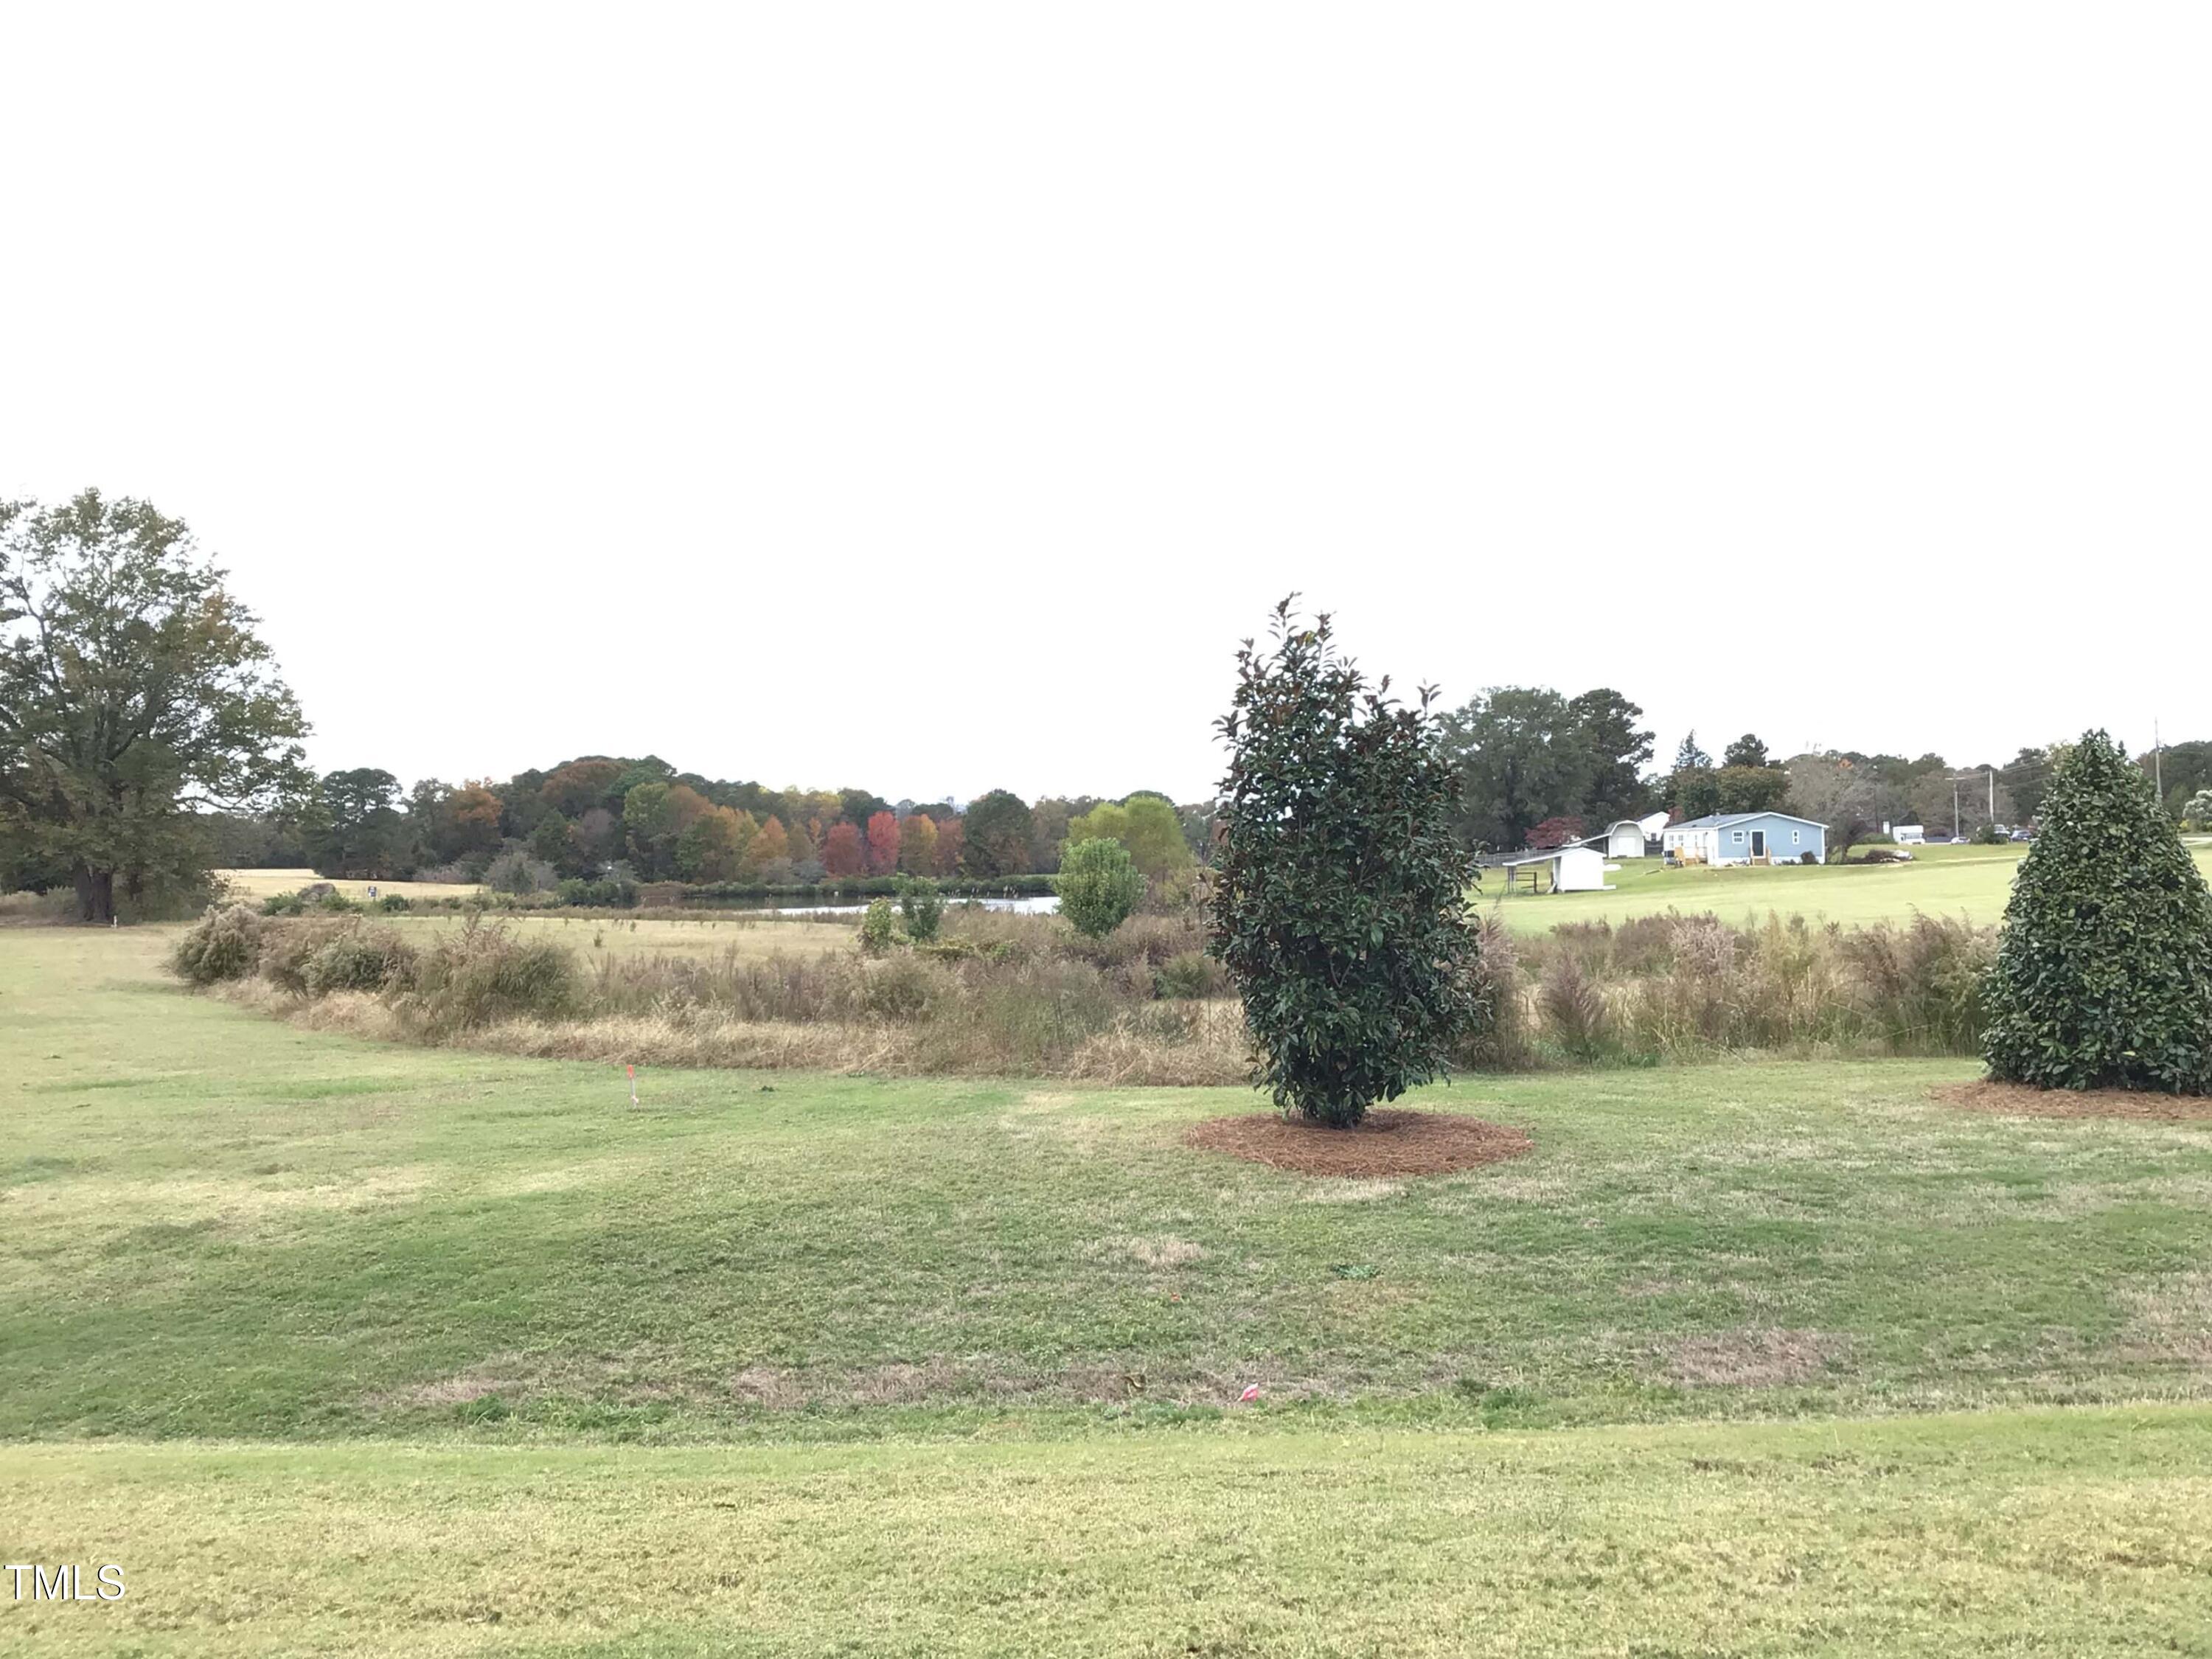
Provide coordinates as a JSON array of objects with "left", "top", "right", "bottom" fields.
[{"left": 1660, "top": 811, "right": 1826, "bottom": 866}]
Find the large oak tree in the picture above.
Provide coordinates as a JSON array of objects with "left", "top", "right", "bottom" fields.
[{"left": 0, "top": 490, "right": 307, "bottom": 921}]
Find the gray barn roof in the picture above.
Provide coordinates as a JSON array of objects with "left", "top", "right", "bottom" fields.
[
  {"left": 1663, "top": 814, "right": 1823, "bottom": 832},
  {"left": 1668, "top": 811, "right": 1829, "bottom": 832}
]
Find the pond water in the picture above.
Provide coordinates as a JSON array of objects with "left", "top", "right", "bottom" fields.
[{"left": 753, "top": 894, "right": 1060, "bottom": 917}]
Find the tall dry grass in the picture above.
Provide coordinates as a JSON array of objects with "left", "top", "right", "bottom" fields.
[
  {"left": 173, "top": 900, "right": 1997, "bottom": 1082},
  {"left": 182, "top": 903, "right": 1250, "bottom": 1084},
  {"left": 1512, "top": 910, "right": 1995, "bottom": 1062}
]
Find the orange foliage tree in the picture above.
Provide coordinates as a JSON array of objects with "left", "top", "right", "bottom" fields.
[
  {"left": 822, "top": 821, "right": 866, "bottom": 877},
  {"left": 450, "top": 780, "right": 504, "bottom": 853},
  {"left": 742, "top": 815, "right": 790, "bottom": 874},
  {"left": 932, "top": 815, "right": 964, "bottom": 877},
  {"left": 898, "top": 813, "right": 939, "bottom": 874},
  {"left": 866, "top": 810, "right": 901, "bottom": 874},
  {"left": 539, "top": 759, "right": 623, "bottom": 818}
]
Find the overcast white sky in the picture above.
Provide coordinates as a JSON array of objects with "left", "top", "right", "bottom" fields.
[{"left": 4, "top": 6, "right": 2205, "bottom": 803}]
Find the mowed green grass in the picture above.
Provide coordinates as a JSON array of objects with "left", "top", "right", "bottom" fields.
[
  {"left": 7, "top": 925, "right": 2212, "bottom": 1653},
  {"left": 10, "top": 926, "right": 2212, "bottom": 1436},
  {"left": 1480, "top": 841, "right": 2176, "bottom": 933},
  {"left": 9, "top": 1408, "right": 2211, "bottom": 1657}
]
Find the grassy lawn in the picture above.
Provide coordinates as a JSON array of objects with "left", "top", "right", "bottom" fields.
[
  {"left": 9, "top": 1408, "right": 2211, "bottom": 1656},
  {"left": 1480, "top": 841, "right": 2169, "bottom": 933},
  {"left": 215, "top": 866, "right": 484, "bottom": 902},
  {"left": 7, "top": 925, "right": 2212, "bottom": 1652}
]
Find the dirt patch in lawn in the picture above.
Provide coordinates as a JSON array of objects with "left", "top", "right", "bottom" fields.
[
  {"left": 1186, "top": 1109, "right": 1532, "bottom": 1178},
  {"left": 1934, "top": 1080, "right": 2212, "bottom": 1122}
]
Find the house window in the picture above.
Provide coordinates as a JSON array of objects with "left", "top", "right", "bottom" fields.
[
  {"left": 1732, "top": 830, "right": 1746, "bottom": 844},
  {"left": 1792, "top": 830, "right": 1801, "bottom": 844}
]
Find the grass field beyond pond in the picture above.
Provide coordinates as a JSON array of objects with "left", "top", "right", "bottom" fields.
[
  {"left": 215, "top": 866, "right": 483, "bottom": 902},
  {"left": 1487, "top": 841, "right": 2021, "bottom": 931},
  {"left": 1486, "top": 841, "right": 2212, "bottom": 933}
]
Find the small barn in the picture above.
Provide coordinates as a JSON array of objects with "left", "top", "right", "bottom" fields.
[
  {"left": 1481, "top": 844, "right": 1610, "bottom": 894},
  {"left": 1662, "top": 811, "right": 1826, "bottom": 866},
  {"left": 1601, "top": 812, "right": 1670, "bottom": 858}
]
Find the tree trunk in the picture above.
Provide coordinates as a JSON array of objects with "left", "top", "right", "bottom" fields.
[{"left": 73, "top": 863, "right": 115, "bottom": 924}]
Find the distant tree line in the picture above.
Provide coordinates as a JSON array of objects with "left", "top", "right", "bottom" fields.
[
  {"left": 1432, "top": 682, "right": 2205, "bottom": 860},
  {"left": 192, "top": 757, "right": 1211, "bottom": 898},
  {"left": 8, "top": 486, "right": 2202, "bottom": 919}
]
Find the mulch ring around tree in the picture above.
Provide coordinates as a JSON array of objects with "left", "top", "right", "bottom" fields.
[
  {"left": 1933, "top": 1080, "right": 2212, "bottom": 1123},
  {"left": 1186, "top": 1108, "right": 1534, "bottom": 1178}
]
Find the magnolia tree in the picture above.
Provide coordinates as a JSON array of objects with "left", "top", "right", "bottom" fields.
[
  {"left": 1208, "top": 599, "right": 1484, "bottom": 1127},
  {"left": 1983, "top": 731, "right": 2212, "bottom": 1094}
]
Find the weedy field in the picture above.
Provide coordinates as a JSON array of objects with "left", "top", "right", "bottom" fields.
[
  {"left": 382, "top": 908, "right": 860, "bottom": 961},
  {"left": 5, "top": 925, "right": 2212, "bottom": 1654}
]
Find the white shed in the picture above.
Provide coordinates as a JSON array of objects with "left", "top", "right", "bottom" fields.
[
  {"left": 1485, "top": 844, "right": 1610, "bottom": 894},
  {"left": 1603, "top": 813, "right": 1669, "bottom": 858}
]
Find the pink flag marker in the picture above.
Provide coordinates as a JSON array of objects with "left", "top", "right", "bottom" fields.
[
  {"left": 1239, "top": 1384, "right": 1260, "bottom": 1403},
  {"left": 627, "top": 1063, "right": 638, "bottom": 1107}
]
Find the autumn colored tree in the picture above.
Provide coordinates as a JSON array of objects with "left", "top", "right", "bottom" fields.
[
  {"left": 742, "top": 814, "right": 790, "bottom": 874},
  {"left": 821, "top": 821, "right": 865, "bottom": 877},
  {"left": 539, "top": 758, "right": 624, "bottom": 818},
  {"left": 898, "top": 812, "right": 939, "bottom": 874},
  {"left": 1528, "top": 815, "right": 1587, "bottom": 849},
  {"left": 864, "top": 810, "right": 901, "bottom": 874},
  {"left": 678, "top": 804, "right": 754, "bottom": 882},
  {"left": 933, "top": 815, "right": 965, "bottom": 876},
  {"left": 449, "top": 781, "right": 505, "bottom": 855}
]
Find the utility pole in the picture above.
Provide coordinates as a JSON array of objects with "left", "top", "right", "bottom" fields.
[
  {"left": 2155, "top": 718, "right": 2163, "bottom": 801},
  {"left": 1989, "top": 768, "right": 1996, "bottom": 827},
  {"left": 1953, "top": 780, "right": 1961, "bottom": 840}
]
